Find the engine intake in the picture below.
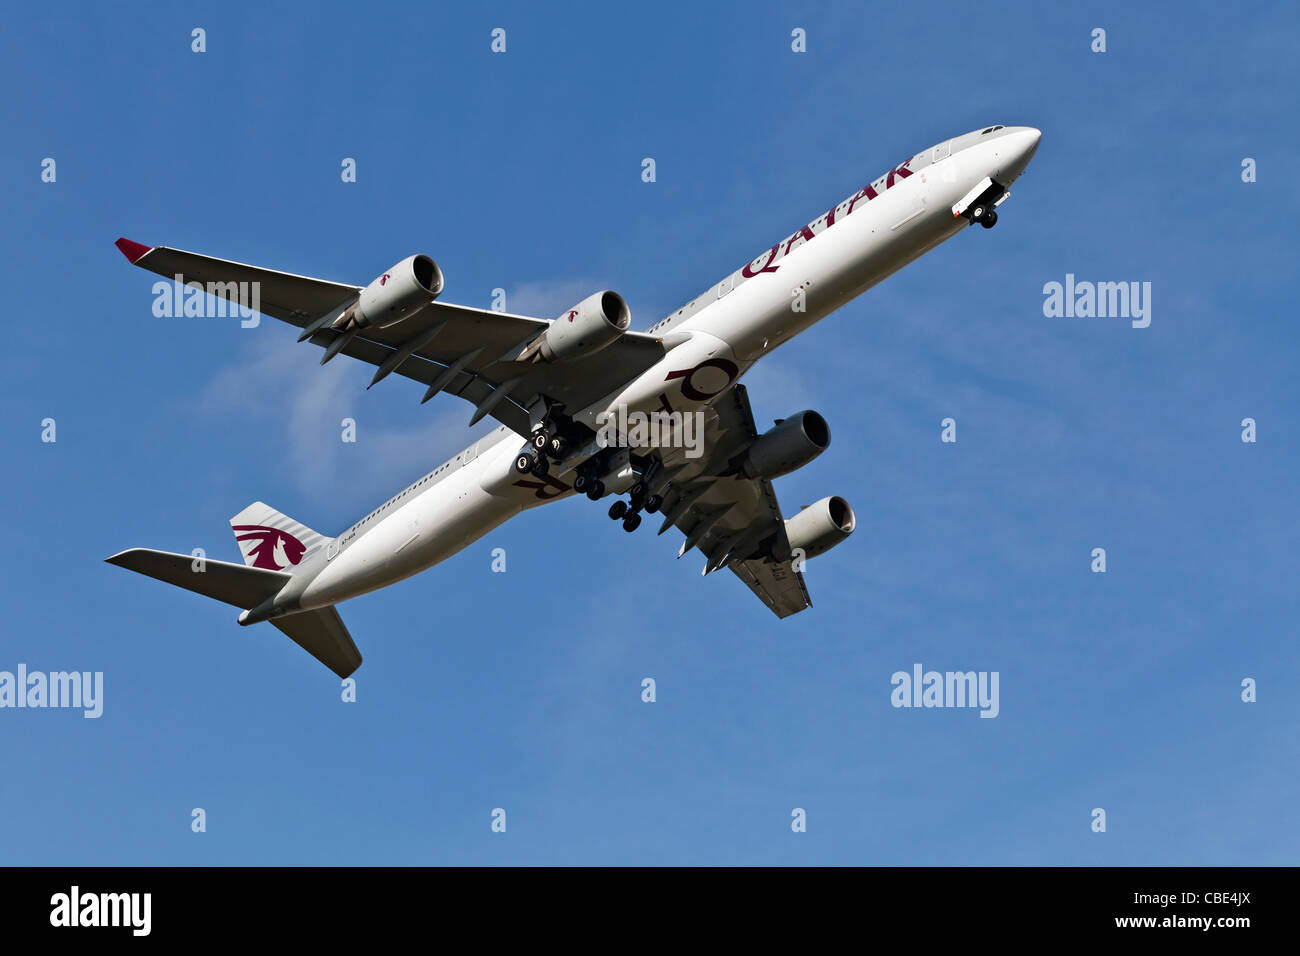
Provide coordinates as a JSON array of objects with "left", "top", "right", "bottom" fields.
[
  {"left": 538, "top": 291, "right": 630, "bottom": 362},
  {"left": 740, "top": 410, "right": 830, "bottom": 479},
  {"left": 353, "top": 254, "right": 444, "bottom": 329},
  {"left": 784, "top": 495, "right": 855, "bottom": 560}
]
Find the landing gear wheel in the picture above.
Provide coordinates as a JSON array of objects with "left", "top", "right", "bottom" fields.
[
  {"left": 608, "top": 500, "right": 628, "bottom": 520},
  {"left": 585, "top": 479, "right": 606, "bottom": 501},
  {"left": 622, "top": 512, "right": 642, "bottom": 533},
  {"left": 630, "top": 482, "right": 647, "bottom": 499},
  {"left": 531, "top": 431, "right": 550, "bottom": 452},
  {"left": 980, "top": 209, "right": 998, "bottom": 229},
  {"left": 515, "top": 453, "right": 535, "bottom": 475},
  {"left": 548, "top": 436, "right": 570, "bottom": 459},
  {"left": 529, "top": 455, "right": 550, "bottom": 477},
  {"left": 645, "top": 494, "right": 663, "bottom": 514},
  {"left": 573, "top": 472, "right": 590, "bottom": 493},
  {"left": 969, "top": 204, "right": 987, "bottom": 224}
]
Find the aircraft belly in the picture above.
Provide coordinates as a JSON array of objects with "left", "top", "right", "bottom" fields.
[{"left": 299, "top": 479, "right": 517, "bottom": 608}]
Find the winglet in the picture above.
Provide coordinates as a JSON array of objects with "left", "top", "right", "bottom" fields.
[{"left": 115, "top": 237, "right": 152, "bottom": 264}]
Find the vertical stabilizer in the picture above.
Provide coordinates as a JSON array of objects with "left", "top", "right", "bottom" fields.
[{"left": 229, "top": 501, "right": 330, "bottom": 572}]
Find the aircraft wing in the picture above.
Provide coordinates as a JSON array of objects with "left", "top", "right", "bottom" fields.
[
  {"left": 115, "top": 239, "right": 667, "bottom": 436},
  {"left": 650, "top": 384, "right": 812, "bottom": 618}
]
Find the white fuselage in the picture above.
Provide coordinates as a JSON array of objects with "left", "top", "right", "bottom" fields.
[{"left": 292, "top": 125, "right": 1041, "bottom": 613}]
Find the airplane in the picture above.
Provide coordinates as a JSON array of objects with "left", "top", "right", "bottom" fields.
[{"left": 107, "top": 124, "right": 1041, "bottom": 678}]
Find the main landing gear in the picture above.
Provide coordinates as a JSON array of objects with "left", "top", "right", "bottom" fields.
[
  {"left": 596, "top": 474, "right": 662, "bottom": 533},
  {"left": 569, "top": 447, "right": 665, "bottom": 533},
  {"left": 606, "top": 498, "right": 641, "bottom": 532},
  {"left": 573, "top": 470, "right": 606, "bottom": 500},
  {"left": 514, "top": 411, "right": 579, "bottom": 479},
  {"left": 514, "top": 449, "right": 549, "bottom": 477},
  {"left": 530, "top": 425, "right": 571, "bottom": 461}
]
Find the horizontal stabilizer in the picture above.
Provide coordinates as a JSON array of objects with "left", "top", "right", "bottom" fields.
[
  {"left": 270, "top": 607, "right": 363, "bottom": 679},
  {"left": 106, "top": 548, "right": 289, "bottom": 609},
  {"left": 107, "top": 549, "right": 362, "bottom": 677}
]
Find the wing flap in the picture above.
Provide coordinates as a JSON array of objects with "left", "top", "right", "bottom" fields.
[
  {"left": 307, "top": 329, "right": 537, "bottom": 434},
  {"left": 652, "top": 385, "right": 812, "bottom": 618},
  {"left": 730, "top": 555, "right": 812, "bottom": 618}
]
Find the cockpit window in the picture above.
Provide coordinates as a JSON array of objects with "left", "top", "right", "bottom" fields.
[{"left": 980, "top": 125, "right": 1005, "bottom": 135}]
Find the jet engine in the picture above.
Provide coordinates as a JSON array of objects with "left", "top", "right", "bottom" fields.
[
  {"left": 352, "top": 254, "right": 444, "bottom": 329},
  {"left": 784, "top": 495, "right": 856, "bottom": 560},
  {"left": 537, "top": 291, "right": 630, "bottom": 361},
  {"left": 739, "top": 411, "right": 830, "bottom": 479}
]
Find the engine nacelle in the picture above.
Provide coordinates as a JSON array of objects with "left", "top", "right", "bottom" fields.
[
  {"left": 740, "top": 411, "right": 830, "bottom": 479},
  {"left": 353, "top": 254, "right": 444, "bottom": 329},
  {"left": 538, "top": 291, "right": 630, "bottom": 362},
  {"left": 784, "top": 495, "right": 856, "bottom": 560}
]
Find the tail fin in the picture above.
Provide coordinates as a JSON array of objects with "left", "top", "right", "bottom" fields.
[
  {"left": 106, "top": 548, "right": 363, "bottom": 678},
  {"left": 229, "top": 501, "right": 330, "bottom": 572}
]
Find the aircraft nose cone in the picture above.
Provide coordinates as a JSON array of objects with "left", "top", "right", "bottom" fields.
[
  {"left": 1021, "top": 127, "right": 1042, "bottom": 158},
  {"left": 1000, "top": 127, "right": 1041, "bottom": 182}
]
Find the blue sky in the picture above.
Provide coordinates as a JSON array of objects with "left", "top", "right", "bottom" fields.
[{"left": 1, "top": 1, "right": 1297, "bottom": 864}]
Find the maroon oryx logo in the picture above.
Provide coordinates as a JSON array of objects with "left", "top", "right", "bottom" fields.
[
  {"left": 565, "top": 310, "right": 578, "bottom": 323},
  {"left": 232, "top": 525, "right": 307, "bottom": 570},
  {"left": 512, "top": 475, "right": 571, "bottom": 500},
  {"left": 379, "top": 273, "right": 392, "bottom": 286},
  {"left": 664, "top": 358, "right": 739, "bottom": 402}
]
